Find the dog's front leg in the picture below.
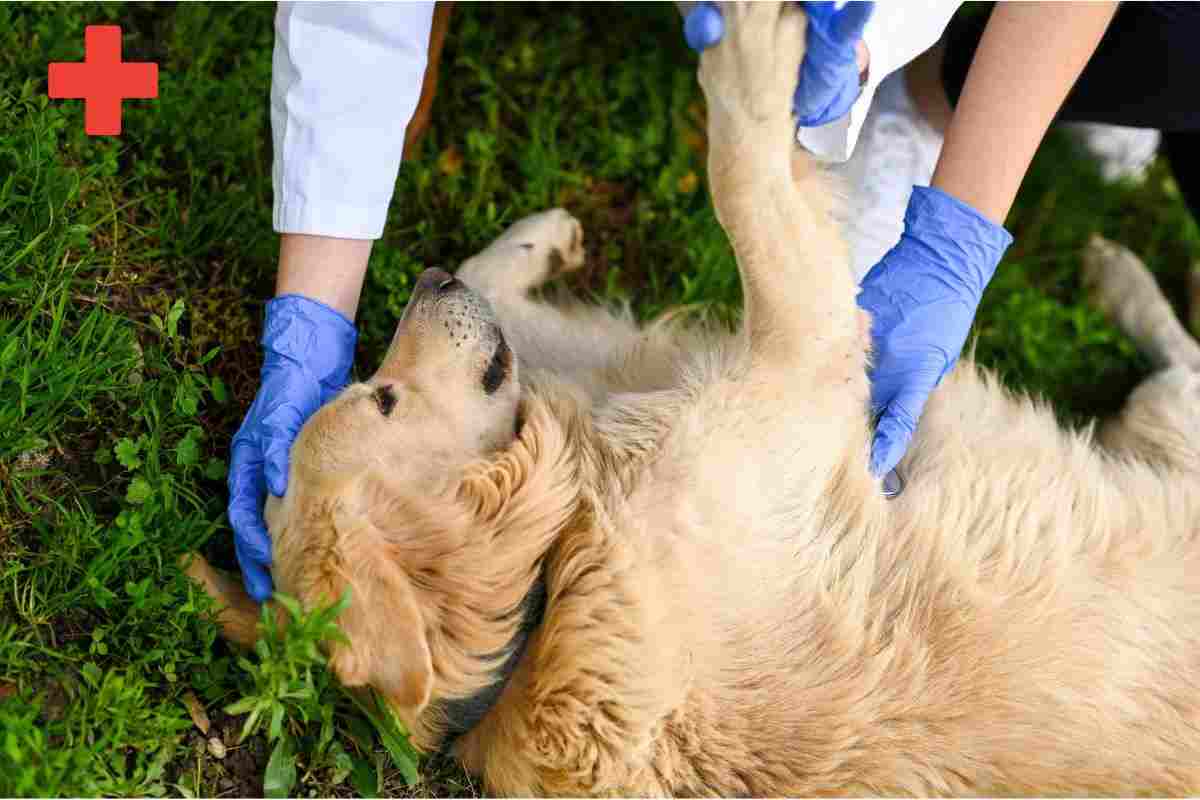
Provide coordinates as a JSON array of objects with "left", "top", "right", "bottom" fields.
[{"left": 699, "top": 3, "right": 868, "bottom": 389}]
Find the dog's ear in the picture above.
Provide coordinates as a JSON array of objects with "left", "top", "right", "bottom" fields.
[{"left": 324, "top": 522, "right": 434, "bottom": 727}]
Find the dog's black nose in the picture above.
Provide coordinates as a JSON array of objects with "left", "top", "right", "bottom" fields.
[{"left": 414, "top": 267, "right": 461, "bottom": 297}]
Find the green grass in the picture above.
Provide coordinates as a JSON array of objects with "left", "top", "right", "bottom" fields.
[{"left": 1, "top": 2, "right": 1198, "bottom": 797}]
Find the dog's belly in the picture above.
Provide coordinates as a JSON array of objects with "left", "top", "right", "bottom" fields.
[
  {"left": 788, "top": 362, "right": 1200, "bottom": 794},
  {"left": 619, "top": 360, "right": 1200, "bottom": 795}
]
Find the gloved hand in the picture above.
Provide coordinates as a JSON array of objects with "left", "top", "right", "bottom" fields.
[
  {"left": 856, "top": 186, "right": 1013, "bottom": 478},
  {"left": 227, "top": 295, "right": 357, "bottom": 602},
  {"left": 683, "top": 1, "right": 874, "bottom": 127}
]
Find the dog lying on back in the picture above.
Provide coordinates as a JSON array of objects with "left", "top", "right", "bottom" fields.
[{"left": 188, "top": 3, "right": 1200, "bottom": 794}]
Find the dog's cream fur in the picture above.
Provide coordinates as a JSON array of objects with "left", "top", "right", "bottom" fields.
[{"left": 189, "top": 4, "right": 1200, "bottom": 794}]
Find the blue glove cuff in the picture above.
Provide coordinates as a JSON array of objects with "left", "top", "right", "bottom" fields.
[
  {"left": 902, "top": 186, "right": 1014, "bottom": 301},
  {"left": 261, "top": 294, "right": 358, "bottom": 393}
]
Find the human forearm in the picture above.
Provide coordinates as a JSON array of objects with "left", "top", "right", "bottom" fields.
[
  {"left": 269, "top": 3, "right": 437, "bottom": 320},
  {"left": 275, "top": 234, "right": 373, "bottom": 320},
  {"left": 930, "top": 1, "right": 1117, "bottom": 224}
]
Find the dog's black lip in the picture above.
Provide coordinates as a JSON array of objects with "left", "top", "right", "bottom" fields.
[{"left": 481, "top": 333, "right": 511, "bottom": 395}]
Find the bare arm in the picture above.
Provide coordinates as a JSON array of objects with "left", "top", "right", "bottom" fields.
[
  {"left": 931, "top": 1, "right": 1118, "bottom": 224},
  {"left": 270, "top": 2, "right": 437, "bottom": 320},
  {"left": 275, "top": 234, "right": 373, "bottom": 319}
]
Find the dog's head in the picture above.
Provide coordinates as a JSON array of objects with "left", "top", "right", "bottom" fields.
[
  {"left": 195, "top": 269, "right": 578, "bottom": 736},
  {"left": 296, "top": 267, "right": 522, "bottom": 483},
  {"left": 275, "top": 268, "right": 527, "bottom": 718}
]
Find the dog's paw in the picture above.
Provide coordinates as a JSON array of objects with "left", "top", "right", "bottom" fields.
[
  {"left": 698, "top": 2, "right": 806, "bottom": 128},
  {"left": 1082, "top": 235, "right": 1139, "bottom": 316},
  {"left": 459, "top": 208, "right": 586, "bottom": 296},
  {"left": 502, "top": 208, "right": 586, "bottom": 280},
  {"left": 1084, "top": 234, "right": 1200, "bottom": 370}
]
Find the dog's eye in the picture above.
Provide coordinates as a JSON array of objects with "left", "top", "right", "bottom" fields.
[
  {"left": 482, "top": 335, "right": 512, "bottom": 395},
  {"left": 373, "top": 385, "right": 398, "bottom": 416}
]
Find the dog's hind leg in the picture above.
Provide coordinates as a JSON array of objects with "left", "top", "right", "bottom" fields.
[
  {"left": 697, "top": 3, "right": 867, "bottom": 386},
  {"left": 1102, "top": 366, "right": 1200, "bottom": 472},
  {"left": 1085, "top": 236, "right": 1200, "bottom": 471},
  {"left": 1083, "top": 235, "right": 1200, "bottom": 371}
]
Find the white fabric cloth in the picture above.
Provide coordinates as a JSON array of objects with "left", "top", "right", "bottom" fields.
[
  {"left": 271, "top": 1, "right": 435, "bottom": 239},
  {"left": 798, "top": 0, "right": 962, "bottom": 163}
]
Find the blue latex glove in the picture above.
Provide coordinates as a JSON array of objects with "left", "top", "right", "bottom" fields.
[
  {"left": 683, "top": 1, "right": 874, "bottom": 127},
  {"left": 227, "top": 295, "right": 357, "bottom": 601},
  {"left": 856, "top": 186, "right": 1013, "bottom": 478}
]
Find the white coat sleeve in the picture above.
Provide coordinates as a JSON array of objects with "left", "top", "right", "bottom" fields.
[
  {"left": 271, "top": 1, "right": 436, "bottom": 240},
  {"left": 797, "top": 0, "right": 963, "bottom": 163}
]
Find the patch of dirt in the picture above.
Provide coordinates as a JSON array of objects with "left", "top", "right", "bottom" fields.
[
  {"left": 169, "top": 707, "right": 269, "bottom": 798},
  {"left": 395, "top": 752, "right": 481, "bottom": 799}
]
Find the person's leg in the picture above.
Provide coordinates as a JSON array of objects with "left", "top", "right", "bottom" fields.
[
  {"left": 403, "top": 0, "right": 455, "bottom": 162},
  {"left": 1162, "top": 132, "right": 1200, "bottom": 224}
]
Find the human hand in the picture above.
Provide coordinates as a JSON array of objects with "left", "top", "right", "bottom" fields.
[
  {"left": 226, "top": 295, "right": 357, "bottom": 601},
  {"left": 856, "top": 186, "right": 1013, "bottom": 478},
  {"left": 683, "top": 1, "right": 874, "bottom": 127}
]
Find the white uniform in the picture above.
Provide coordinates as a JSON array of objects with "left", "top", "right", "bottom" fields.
[
  {"left": 269, "top": 1, "right": 961, "bottom": 241},
  {"left": 271, "top": 1, "right": 436, "bottom": 239}
]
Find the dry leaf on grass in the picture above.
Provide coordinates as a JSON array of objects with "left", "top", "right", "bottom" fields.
[{"left": 183, "top": 690, "right": 211, "bottom": 735}]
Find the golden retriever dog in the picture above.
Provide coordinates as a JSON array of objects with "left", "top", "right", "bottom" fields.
[{"left": 188, "top": 3, "right": 1200, "bottom": 794}]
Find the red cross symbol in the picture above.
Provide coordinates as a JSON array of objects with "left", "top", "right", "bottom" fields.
[{"left": 48, "top": 26, "right": 159, "bottom": 136}]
